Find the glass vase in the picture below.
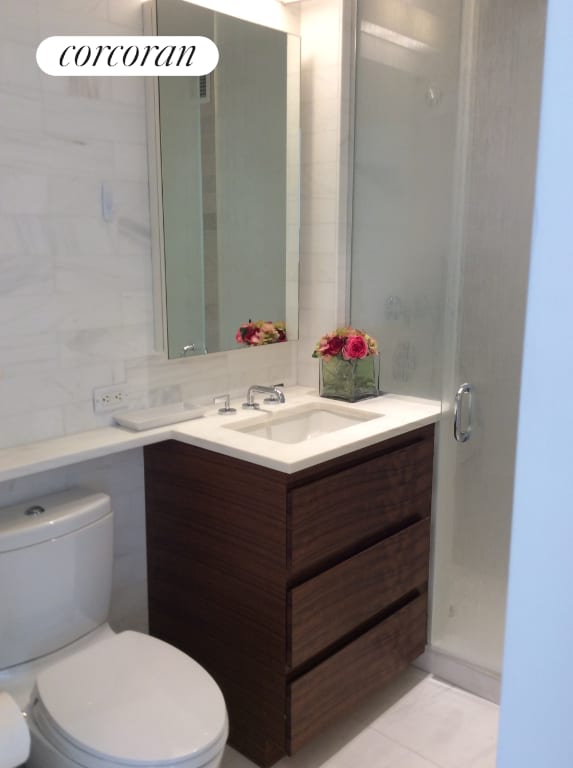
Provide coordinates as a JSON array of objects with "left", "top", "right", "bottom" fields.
[{"left": 319, "top": 356, "right": 380, "bottom": 402}]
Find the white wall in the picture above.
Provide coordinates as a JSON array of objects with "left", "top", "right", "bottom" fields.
[
  {"left": 0, "top": 0, "right": 347, "bottom": 442},
  {"left": 0, "top": 0, "right": 297, "bottom": 450},
  {"left": 0, "top": 0, "right": 155, "bottom": 637},
  {"left": 0, "top": 0, "right": 342, "bottom": 633},
  {"left": 0, "top": 0, "right": 152, "bottom": 447},
  {"left": 0, "top": 449, "right": 148, "bottom": 632},
  {"left": 297, "top": 0, "right": 349, "bottom": 386},
  {"left": 497, "top": 0, "right": 573, "bottom": 763}
]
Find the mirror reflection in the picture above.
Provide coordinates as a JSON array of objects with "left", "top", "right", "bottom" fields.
[{"left": 154, "top": 0, "right": 300, "bottom": 357}]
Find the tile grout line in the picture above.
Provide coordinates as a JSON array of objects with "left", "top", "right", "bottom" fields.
[{"left": 365, "top": 726, "right": 447, "bottom": 768}]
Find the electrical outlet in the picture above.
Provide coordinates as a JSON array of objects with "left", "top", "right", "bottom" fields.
[{"left": 93, "top": 385, "right": 129, "bottom": 413}]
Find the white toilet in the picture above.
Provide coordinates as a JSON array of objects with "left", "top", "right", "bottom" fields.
[{"left": 0, "top": 489, "right": 228, "bottom": 768}]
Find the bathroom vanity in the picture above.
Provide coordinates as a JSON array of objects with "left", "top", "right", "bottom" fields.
[
  {"left": 0, "top": 387, "right": 439, "bottom": 767},
  {"left": 144, "top": 422, "right": 434, "bottom": 767}
]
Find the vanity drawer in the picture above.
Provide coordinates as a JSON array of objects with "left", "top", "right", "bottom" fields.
[
  {"left": 288, "top": 518, "right": 430, "bottom": 668},
  {"left": 288, "top": 428, "right": 433, "bottom": 576},
  {"left": 288, "top": 593, "right": 428, "bottom": 753}
]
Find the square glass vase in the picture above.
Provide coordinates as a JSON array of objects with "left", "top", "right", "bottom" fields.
[{"left": 319, "top": 356, "right": 380, "bottom": 402}]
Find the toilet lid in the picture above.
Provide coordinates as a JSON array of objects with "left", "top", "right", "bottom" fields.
[{"left": 35, "top": 631, "right": 227, "bottom": 765}]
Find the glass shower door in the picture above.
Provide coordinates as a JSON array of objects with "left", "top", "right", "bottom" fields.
[
  {"left": 351, "top": 0, "right": 547, "bottom": 682},
  {"left": 430, "top": 0, "right": 547, "bottom": 677},
  {"left": 351, "top": 0, "right": 463, "bottom": 400}
]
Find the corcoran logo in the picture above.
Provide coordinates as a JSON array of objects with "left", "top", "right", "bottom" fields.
[{"left": 36, "top": 36, "right": 219, "bottom": 76}]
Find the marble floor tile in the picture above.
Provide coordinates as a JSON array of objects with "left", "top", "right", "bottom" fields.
[
  {"left": 219, "top": 745, "right": 254, "bottom": 768},
  {"left": 320, "top": 728, "right": 441, "bottom": 768},
  {"left": 272, "top": 716, "right": 368, "bottom": 768},
  {"left": 350, "top": 668, "right": 450, "bottom": 728},
  {"left": 370, "top": 681, "right": 499, "bottom": 768},
  {"left": 219, "top": 670, "right": 498, "bottom": 768}
]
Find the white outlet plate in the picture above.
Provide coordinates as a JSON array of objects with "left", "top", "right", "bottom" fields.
[{"left": 93, "top": 385, "right": 129, "bottom": 413}]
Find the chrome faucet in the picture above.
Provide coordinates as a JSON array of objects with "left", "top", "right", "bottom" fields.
[{"left": 242, "top": 384, "right": 286, "bottom": 409}]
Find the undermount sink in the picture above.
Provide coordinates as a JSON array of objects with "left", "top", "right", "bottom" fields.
[{"left": 225, "top": 403, "right": 382, "bottom": 444}]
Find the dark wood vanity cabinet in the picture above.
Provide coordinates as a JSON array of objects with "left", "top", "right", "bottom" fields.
[{"left": 144, "top": 424, "right": 434, "bottom": 767}]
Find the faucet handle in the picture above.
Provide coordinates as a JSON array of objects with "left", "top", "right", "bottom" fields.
[
  {"left": 264, "top": 383, "right": 285, "bottom": 404},
  {"left": 213, "top": 394, "right": 236, "bottom": 415},
  {"left": 242, "top": 399, "right": 260, "bottom": 410}
]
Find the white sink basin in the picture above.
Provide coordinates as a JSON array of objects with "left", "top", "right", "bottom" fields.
[{"left": 225, "top": 403, "right": 382, "bottom": 444}]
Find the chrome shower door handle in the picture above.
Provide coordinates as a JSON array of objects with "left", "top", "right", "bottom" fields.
[{"left": 454, "top": 382, "right": 473, "bottom": 443}]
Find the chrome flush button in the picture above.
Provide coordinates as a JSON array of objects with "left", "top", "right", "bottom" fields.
[{"left": 25, "top": 505, "right": 46, "bottom": 517}]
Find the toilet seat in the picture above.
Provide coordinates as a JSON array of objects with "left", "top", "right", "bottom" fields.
[{"left": 32, "top": 631, "right": 228, "bottom": 768}]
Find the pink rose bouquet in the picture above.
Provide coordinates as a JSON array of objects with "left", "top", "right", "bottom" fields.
[
  {"left": 236, "top": 320, "right": 287, "bottom": 347},
  {"left": 314, "top": 326, "right": 380, "bottom": 401},
  {"left": 312, "top": 326, "right": 378, "bottom": 361}
]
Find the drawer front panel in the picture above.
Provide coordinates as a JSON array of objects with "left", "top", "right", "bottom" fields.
[
  {"left": 288, "top": 594, "right": 428, "bottom": 754},
  {"left": 289, "top": 430, "right": 433, "bottom": 576},
  {"left": 289, "top": 518, "right": 430, "bottom": 668}
]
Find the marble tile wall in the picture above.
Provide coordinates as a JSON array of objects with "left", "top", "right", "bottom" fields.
[
  {"left": 1, "top": 0, "right": 152, "bottom": 449},
  {"left": 0, "top": 448, "right": 148, "bottom": 633},
  {"left": 297, "top": 0, "right": 350, "bottom": 387},
  {"left": 0, "top": 0, "right": 348, "bottom": 633},
  {"left": 0, "top": 0, "right": 298, "bottom": 452}
]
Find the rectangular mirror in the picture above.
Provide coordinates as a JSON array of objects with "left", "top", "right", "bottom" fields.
[{"left": 148, "top": 0, "right": 300, "bottom": 358}]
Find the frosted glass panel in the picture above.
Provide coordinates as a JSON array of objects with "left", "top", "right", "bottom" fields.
[
  {"left": 351, "top": 0, "right": 462, "bottom": 398},
  {"left": 351, "top": 0, "right": 546, "bottom": 682},
  {"left": 430, "top": 0, "right": 547, "bottom": 675}
]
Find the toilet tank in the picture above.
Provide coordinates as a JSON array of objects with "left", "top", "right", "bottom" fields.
[{"left": 0, "top": 489, "right": 113, "bottom": 670}]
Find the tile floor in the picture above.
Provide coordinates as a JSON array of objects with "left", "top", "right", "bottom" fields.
[{"left": 220, "top": 667, "right": 499, "bottom": 768}]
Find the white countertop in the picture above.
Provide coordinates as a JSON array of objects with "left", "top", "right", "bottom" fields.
[{"left": 0, "top": 388, "right": 441, "bottom": 483}]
